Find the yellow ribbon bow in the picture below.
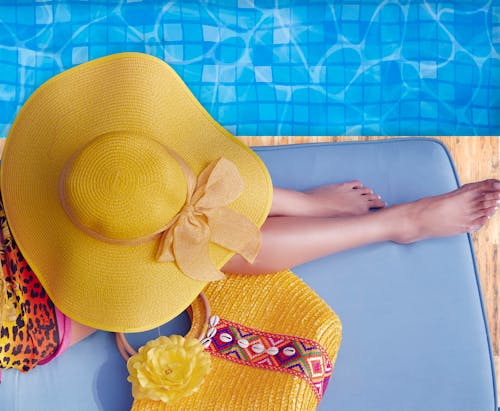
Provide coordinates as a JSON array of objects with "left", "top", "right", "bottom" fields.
[{"left": 156, "top": 157, "right": 261, "bottom": 282}]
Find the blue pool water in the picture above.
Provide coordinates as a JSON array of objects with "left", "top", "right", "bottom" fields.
[{"left": 0, "top": 1, "right": 499, "bottom": 136}]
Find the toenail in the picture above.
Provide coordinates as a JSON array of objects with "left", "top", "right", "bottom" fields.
[{"left": 377, "top": 195, "right": 381, "bottom": 199}]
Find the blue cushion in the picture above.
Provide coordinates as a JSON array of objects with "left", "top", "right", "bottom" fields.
[{"left": 0, "top": 138, "right": 496, "bottom": 410}]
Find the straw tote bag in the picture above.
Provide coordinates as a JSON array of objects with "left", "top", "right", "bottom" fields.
[{"left": 120, "top": 269, "right": 342, "bottom": 411}]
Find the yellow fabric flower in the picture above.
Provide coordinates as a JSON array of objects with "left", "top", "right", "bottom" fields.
[{"left": 127, "top": 335, "right": 211, "bottom": 403}]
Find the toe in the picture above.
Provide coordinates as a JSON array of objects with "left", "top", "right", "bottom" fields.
[
  {"left": 481, "top": 192, "right": 500, "bottom": 201},
  {"left": 366, "top": 194, "right": 385, "bottom": 208},
  {"left": 469, "top": 215, "right": 490, "bottom": 232},
  {"left": 472, "top": 205, "right": 498, "bottom": 220},
  {"left": 485, "top": 205, "right": 498, "bottom": 217},
  {"left": 462, "top": 179, "right": 500, "bottom": 193},
  {"left": 346, "top": 180, "right": 363, "bottom": 189},
  {"left": 365, "top": 193, "right": 380, "bottom": 201},
  {"left": 369, "top": 198, "right": 386, "bottom": 209},
  {"left": 479, "top": 199, "right": 499, "bottom": 210},
  {"left": 358, "top": 187, "right": 373, "bottom": 195},
  {"left": 477, "top": 179, "right": 500, "bottom": 192},
  {"left": 487, "top": 178, "right": 500, "bottom": 191}
]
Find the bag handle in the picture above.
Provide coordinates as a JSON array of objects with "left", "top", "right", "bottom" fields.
[{"left": 115, "top": 292, "right": 211, "bottom": 361}]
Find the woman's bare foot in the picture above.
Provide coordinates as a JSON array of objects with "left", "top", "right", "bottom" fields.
[
  {"left": 391, "top": 179, "right": 500, "bottom": 244},
  {"left": 304, "top": 180, "right": 386, "bottom": 217}
]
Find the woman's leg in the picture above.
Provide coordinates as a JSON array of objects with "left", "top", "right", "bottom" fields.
[
  {"left": 223, "top": 179, "right": 500, "bottom": 274},
  {"left": 66, "top": 180, "right": 500, "bottom": 341},
  {"left": 270, "top": 182, "right": 386, "bottom": 217}
]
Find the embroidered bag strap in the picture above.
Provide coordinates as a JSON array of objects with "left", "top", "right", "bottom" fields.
[{"left": 199, "top": 316, "right": 333, "bottom": 402}]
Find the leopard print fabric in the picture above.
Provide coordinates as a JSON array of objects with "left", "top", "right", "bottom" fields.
[{"left": 0, "top": 195, "right": 60, "bottom": 372}]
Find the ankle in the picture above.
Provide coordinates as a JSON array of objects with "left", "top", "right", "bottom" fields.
[{"left": 386, "top": 202, "right": 423, "bottom": 244}]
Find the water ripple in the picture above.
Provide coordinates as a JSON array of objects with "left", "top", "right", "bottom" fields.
[{"left": 0, "top": 0, "right": 498, "bottom": 136}]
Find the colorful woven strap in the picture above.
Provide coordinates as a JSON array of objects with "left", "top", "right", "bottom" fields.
[{"left": 200, "top": 316, "right": 333, "bottom": 402}]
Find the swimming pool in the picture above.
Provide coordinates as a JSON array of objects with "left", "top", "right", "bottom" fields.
[{"left": 0, "top": 1, "right": 498, "bottom": 136}]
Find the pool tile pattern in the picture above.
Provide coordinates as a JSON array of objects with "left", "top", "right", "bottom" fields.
[{"left": 0, "top": 1, "right": 498, "bottom": 136}]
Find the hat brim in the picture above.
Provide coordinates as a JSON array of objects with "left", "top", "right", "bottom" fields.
[{"left": 1, "top": 53, "right": 273, "bottom": 332}]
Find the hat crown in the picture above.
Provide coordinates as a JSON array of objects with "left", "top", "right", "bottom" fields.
[{"left": 60, "top": 132, "right": 187, "bottom": 241}]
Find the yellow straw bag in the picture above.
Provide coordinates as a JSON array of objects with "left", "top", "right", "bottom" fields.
[{"left": 118, "top": 269, "right": 342, "bottom": 411}]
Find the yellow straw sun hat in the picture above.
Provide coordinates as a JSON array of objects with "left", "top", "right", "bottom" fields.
[{"left": 0, "top": 52, "right": 272, "bottom": 332}]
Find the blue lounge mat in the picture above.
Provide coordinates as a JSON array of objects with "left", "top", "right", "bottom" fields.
[
  {"left": 0, "top": 1, "right": 498, "bottom": 136},
  {"left": 0, "top": 138, "right": 496, "bottom": 411}
]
